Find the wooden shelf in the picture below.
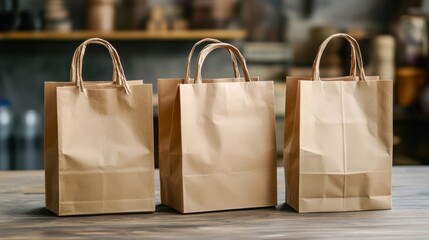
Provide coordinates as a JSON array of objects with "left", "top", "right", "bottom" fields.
[{"left": 0, "top": 30, "right": 246, "bottom": 41}]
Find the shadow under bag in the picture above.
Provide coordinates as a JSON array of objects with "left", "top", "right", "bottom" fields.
[
  {"left": 284, "top": 33, "right": 393, "bottom": 213},
  {"left": 44, "top": 38, "right": 155, "bottom": 216}
]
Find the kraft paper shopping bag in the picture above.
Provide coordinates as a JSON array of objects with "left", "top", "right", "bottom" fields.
[
  {"left": 158, "top": 38, "right": 256, "bottom": 207},
  {"left": 44, "top": 38, "right": 155, "bottom": 216},
  {"left": 284, "top": 33, "right": 393, "bottom": 213},
  {"left": 160, "top": 42, "right": 277, "bottom": 213}
]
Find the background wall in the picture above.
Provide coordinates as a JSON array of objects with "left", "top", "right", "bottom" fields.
[
  {"left": 3, "top": 0, "right": 424, "bottom": 169},
  {"left": 0, "top": 0, "right": 393, "bottom": 115}
]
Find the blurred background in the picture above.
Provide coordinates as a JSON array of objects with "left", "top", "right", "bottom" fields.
[{"left": 0, "top": 0, "right": 428, "bottom": 169}]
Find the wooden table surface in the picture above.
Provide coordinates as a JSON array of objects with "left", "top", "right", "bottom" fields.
[{"left": 0, "top": 167, "right": 428, "bottom": 239}]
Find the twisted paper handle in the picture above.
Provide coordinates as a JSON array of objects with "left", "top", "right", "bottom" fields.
[
  {"left": 312, "top": 33, "right": 366, "bottom": 81},
  {"left": 70, "top": 38, "right": 131, "bottom": 93},
  {"left": 193, "top": 43, "right": 252, "bottom": 84},
  {"left": 184, "top": 38, "right": 240, "bottom": 84}
]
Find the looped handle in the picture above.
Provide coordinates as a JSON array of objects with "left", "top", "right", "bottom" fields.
[
  {"left": 184, "top": 38, "right": 240, "bottom": 83},
  {"left": 194, "top": 43, "right": 252, "bottom": 84},
  {"left": 70, "top": 40, "right": 119, "bottom": 84},
  {"left": 312, "top": 33, "right": 366, "bottom": 81},
  {"left": 345, "top": 37, "right": 364, "bottom": 78},
  {"left": 70, "top": 38, "right": 131, "bottom": 94}
]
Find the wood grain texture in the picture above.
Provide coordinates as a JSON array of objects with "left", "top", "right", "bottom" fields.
[
  {"left": 0, "top": 30, "right": 246, "bottom": 41},
  {"left": 0, "top": 167, "right": 428, "bottom": 239}
]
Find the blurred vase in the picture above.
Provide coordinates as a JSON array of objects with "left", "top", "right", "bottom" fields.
[
  {"left": 87, "top": 0, "right": 116, "bottom": 31},
  {"left": 397, "top": 15, "right": 428, "bottom": 66},
  {"left": 44, "top": 0, "right": 72, "bottom": 32}
]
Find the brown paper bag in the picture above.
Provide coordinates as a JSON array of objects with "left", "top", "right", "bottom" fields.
[
  {"left": 44, "top": 38, "right": 155, "bottom": 216},
  {"left": 284, "top": 33, "right": 393, "bottom": 213},
  {"left": 159, "top": 42, "right": 277, "bottom": 213},
  {"left": 158, "top": 38, "right": 255, "bottom": 206}
]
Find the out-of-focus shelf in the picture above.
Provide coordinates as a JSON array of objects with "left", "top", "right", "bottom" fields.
[{"left": 0, "top": 30, "right": 246, "bottom": 41}]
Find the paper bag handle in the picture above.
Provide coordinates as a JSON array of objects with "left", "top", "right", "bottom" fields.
[
  {"left": 70, "top": 38, "right": 132, "bottom": 94},
  {"left": 340, "top": 41, "right": 364, "bottom": 80},
  {"left": 184, "top": 38, "right": 240, "bottom": 83},
  {"left": 193, "top": 43, "right": 252, "bottom": 84},
  {"left": 349, "top": 41, "right": 359, "bottom": 77},
  {"left": 73, "top": 38, "right": 131, "bottom": 93},
  {"left": 341, "top": 36, "right": 364, "bottom": 78},
  {"left": 312, "top": 33, "right": 367, "bottom": 81},
  {"left": 70, "top": 40, "right": 119, "bottom": 85}
]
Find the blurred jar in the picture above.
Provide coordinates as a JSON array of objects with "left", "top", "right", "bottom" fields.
[
  {"left": 15, "top": 110, "right": 42, "bottom": 170},
  {"left": 0, "top": 99, "right": 13, "bottom": 170},
  {"left": 396, "top": 67, "right": 426, "bottom": 107},
  {"left": 87, "top": 0, "right": 116, "bottom": 31}
]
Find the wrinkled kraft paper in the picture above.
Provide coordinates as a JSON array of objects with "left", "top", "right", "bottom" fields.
[
  {"left": 159, "top": 79, "right": 277, "bottom": 213},
  {"left": 45, "top": 81, "right": 155, "bottom": 216},
  {"left": 158, "top": 77, "right": 255, "bottom": 204},
  {"left": 284, "top": 76, "right": 393, "bottom": 213}
]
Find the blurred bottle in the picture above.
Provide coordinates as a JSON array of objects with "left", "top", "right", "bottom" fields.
[
  {"left": 395, "top": 14, "right": 428, "bottom": 110},
  {"left": 0, "top": 0, "right": 19, "bottom": 31},
  {"left": 17, "top": 10, "right": 43, "bottom": 31},
  {"left": 15, "top": 110, "right": 42, "bottom": 170},
  {"left": 397, "top": 15, "right": 428, "bottom": 67},
  {"left": 0, "top": 99, "right": 13, "bottom": 170},
  {"left": 372, "top": 35, "right": 396, "bottom": 80}
]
